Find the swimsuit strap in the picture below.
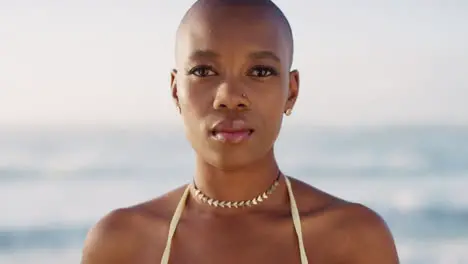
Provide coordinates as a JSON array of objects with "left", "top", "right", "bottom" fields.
[
  {"left": 160, "top": 185, "right": 190, "bottom": 264},
  {"left": 285, "top": 176, "right": 309, "bottom": 264},
  {"left": 161, "top": 177, "right": 309, "bottom": 264}
]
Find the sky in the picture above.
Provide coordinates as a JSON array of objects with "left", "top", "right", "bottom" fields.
[{"left": 0, "top": 0, "right": 467, "bottom": 127}]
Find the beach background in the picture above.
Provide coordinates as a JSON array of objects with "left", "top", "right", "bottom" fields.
[
  {"left": 1, "top": 125, "right": 468, "bottom": 264},
  {"left": 1, "top": 1, "right": 467, "bottom": 263}
]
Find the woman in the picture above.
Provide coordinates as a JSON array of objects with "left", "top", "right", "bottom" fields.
[{"left": 81, "top": 0, "right": 399, "bottom": 263}]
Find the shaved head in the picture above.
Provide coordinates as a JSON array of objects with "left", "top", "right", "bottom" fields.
[{"left": 175, "top": 0, "right": 294, "bottom": 68}]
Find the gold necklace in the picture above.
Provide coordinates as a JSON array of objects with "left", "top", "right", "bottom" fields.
[{"left": 191, "top": 172, "right": 281, "bottom": 208}]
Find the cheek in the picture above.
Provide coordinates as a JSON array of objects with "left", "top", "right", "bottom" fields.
[
  {"left": 255, "top": 85, "right": 287, "bottom": 130},
  {"left": 179, "top": 82, "right": 211, "bottom": 114},
  {"left": 263, "top": 108, "right": 284, "bottom": 133},
  {"left": 178, "top": 82, "right": 213, "bottom": 133},
  {"left": 255, "top": 84, "right": 287, "bottom": 112}
]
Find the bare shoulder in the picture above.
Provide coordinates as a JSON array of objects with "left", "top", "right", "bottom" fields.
[
  {"left": 288, "top": 177, "right": 399, "bottom": 263},
  {"left": 332, "top": 203, "right": 399, "bottom": 263},
  {"left": 80, "top": 185, "right": 187, "bottom": 264},
  {"left": 80, "top": 208, "right": 149, "bottom": 264}
]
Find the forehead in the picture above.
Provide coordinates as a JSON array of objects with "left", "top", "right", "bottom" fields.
[{"left": 176, "top": 6, "right": 290, "bottom": 65}]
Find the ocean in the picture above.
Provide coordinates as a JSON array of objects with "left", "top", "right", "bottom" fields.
[{"left": 0, "top": 125, "right": 467, "bottom": 264}]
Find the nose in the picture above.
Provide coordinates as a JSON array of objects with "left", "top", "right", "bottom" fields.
[{"left": 212, "top": 81, "right": 250, "bottom": 111}]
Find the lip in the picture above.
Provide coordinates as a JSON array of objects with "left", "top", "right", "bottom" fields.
[{"left": 210, "top": 119, "right": 254, "bottom": 144}]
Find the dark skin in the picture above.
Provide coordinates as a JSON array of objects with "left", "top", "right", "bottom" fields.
[{"left": 81, "top": 1, "right": 400, "bottom": 263}]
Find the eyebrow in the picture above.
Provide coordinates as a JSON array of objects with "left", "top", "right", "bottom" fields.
[
  {"left": 249, "top": 51, "right": 281, "bottom": 63},
  {"left": 188, "top": 49, "right": 281, "bottom": 63},
  {"left": 189, "top": 50, "right": 220, "bottom": 60}
]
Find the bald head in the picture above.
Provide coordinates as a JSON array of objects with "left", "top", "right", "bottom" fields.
[{"left": 175, "top": 0, "right": 294, "bottom": 68}]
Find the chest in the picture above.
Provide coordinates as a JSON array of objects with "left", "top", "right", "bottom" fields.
[{"left": 167, "top": 216, "right": 303, "bottom": 264}]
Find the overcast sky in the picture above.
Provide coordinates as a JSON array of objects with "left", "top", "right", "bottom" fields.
[{"left": 1, "top": 0, "right": 467, "bottom": 127}]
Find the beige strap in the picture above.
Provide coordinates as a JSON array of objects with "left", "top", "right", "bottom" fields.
[
  {"left": 285, "top": 176, "right": 309, "bottom": 264},
  {"left": 160, "top": 185, "right": 190, "bottom": 264},
  {"left": 161, "top": 177, "right": 309, "bottom": 264}
]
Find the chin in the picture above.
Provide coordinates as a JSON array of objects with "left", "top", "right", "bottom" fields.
[
  {"left": 203, "top": 146, "right": 272, "bottom": 170},
  {"left": 206, "top": 151, "right": 255, "bottom": 170}
]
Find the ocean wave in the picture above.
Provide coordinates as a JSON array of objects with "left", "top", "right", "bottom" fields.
[
  {"left": 1, "top": 126, "right": 467, "bottom": 181},
  {"left": 0, "top": 126, "right": 466, "bottom": 258},
  {"left": 396, "top": 239, "right": 468, "bottom": 264},
  {"left": 1, "top": 174, "right": 468, "bottom": 227},
  {"left": 0, "top": 166, "right": 467, "bottom": 183},
  {"left": 0, "top": 225, "right": 88, "bottom": 252},
  {"left": 381, "top": 208, "right": 468, "bottom": 240}
]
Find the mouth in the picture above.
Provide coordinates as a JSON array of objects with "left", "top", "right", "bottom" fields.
[{"left": 210, "top": 129, "right": 254, "bottom": 143}]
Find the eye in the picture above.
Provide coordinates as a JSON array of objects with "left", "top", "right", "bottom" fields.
[
  {"left": 188, "top": 65, "right": 217, "bottom": 77},
  {"left": 248, "top": 66, "right": 278, "bottom": 78}
]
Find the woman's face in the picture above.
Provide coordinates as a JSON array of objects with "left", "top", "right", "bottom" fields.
[{"left": 171, "top": 5, "right": 299, "bottom": 169}]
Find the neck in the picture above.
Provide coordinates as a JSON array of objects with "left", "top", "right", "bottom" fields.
[{"left": 193, "top": 149, "right": 281, "bottom": 204}]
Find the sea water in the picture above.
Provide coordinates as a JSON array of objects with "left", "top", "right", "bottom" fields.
[{"left": 0, "top": 125, "right": 467, "bottom": 264}]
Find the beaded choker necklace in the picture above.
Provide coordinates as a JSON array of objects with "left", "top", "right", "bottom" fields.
[{"left": 191, "top": 172, "right": 281, "bottom": 208}]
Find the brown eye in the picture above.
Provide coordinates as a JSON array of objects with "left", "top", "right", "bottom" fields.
[
  {"left": 188, "top": 65, "right": 217, "bottom": 77},
  {"left": 249, "top": 66, "right": 278, "bottom": 77}
]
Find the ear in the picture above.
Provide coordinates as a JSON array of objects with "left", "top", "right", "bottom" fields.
[
  {"left": 285, "top": 69, "right": 300, "bottom": 111},
  {"left": 170, "top": 69, "right": 180, "bottom": 109}
]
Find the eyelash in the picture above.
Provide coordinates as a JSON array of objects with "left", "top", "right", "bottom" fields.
[
  {"left": 187, "top": 65, "right": 278, "bottom": 78},
  {"left": 187, "top": 65, "right": 217, "bottom": 77},
  {"left": 249, "top": 66, "right": 278, "bottom": 77}
]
